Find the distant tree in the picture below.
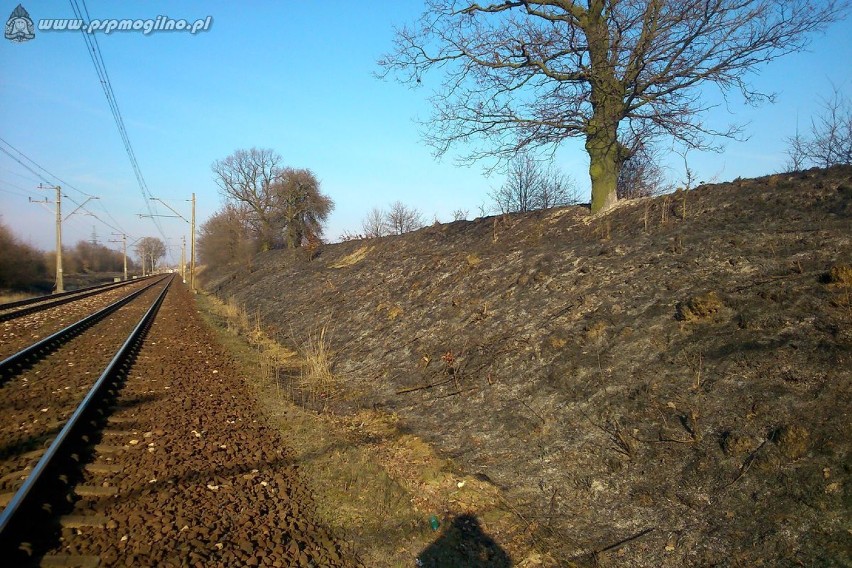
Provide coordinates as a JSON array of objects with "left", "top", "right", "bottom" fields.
[
  {"left": 273, "top": 168, "right": 334, "bottom": 249},
  {"left": 452, "top": 209, "right": 469, "bottom": 221},
  {"left": 211, "top": 148, "right": 285, "bottom": 250},
  {"left": 70, "top": 241, "right": 127, "bottom": 273},
  {"left": 617, "top": 142, "right": 666, "bottom": 200},
  {"left": 338, "top": 230, "right": 365, "bottom": 242},
  {"left": 134, "top": 237, "right": 166, "bottom": 275},
  {"left": 380, "top": 0, "right": 848, "bottom": 213},
  {"left": 785, "top": 87, "right": 852, "bottom": 170},
  {"left": 198, "top": 204, "right": 256, "bottom": 270},
  {"left": 785, "top": 127, "right": 810, "bottom": 172},
  {"left": 489, "top": 153, "right": 577, "bottom": 213},
  {"left": 386, "top": 201, "right": 423, "bottom": 235},
  {"left": 538, "top": 167, "right": 579, "bottom": 209},
  {"left": 362, "top": 207, "right": 388, "bottom": 238},
  {"left": 212, "top": 148, "right": 333, "bottom": 250},
  {"left": 0, "top": 221, "right": 49, "bottom": 290}
]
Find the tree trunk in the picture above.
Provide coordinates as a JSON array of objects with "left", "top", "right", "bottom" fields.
[
  {"left": 584, "top": 5, "right": 622, "bottom": 214},
  {"left": 586, "top": 120, "right": 620, "bottom": 213}
]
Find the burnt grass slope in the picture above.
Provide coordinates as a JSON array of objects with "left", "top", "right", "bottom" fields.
[{"left": 205, "top": 166, "right": 851, "bottom": 566}]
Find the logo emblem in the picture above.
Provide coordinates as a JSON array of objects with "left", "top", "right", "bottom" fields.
[{"left": 5, "top": 4, "right": 35, "bottom": 43}]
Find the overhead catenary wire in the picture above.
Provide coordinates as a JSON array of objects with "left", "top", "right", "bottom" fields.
[
  {"left": 0, "top": 139, "right": 134, "bottom": 241},
  {"left": 0, "top": 178, "right": 41, "bottom": 197},
  {"left": 68, "top": 0, "right": 173, "bottom": 265},
  {"left": 0, "top": 136, "right": 95, "bottom": 199}
]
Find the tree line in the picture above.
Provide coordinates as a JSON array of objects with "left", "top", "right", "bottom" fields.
[{"left": 0, "top": 220, "right": 137, "bottom": 292}]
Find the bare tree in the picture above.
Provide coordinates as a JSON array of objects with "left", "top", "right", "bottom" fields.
[
  {"left": 0, "top": 221, "right": 49, "bottom": 291},
  {"left": 489, "top": 153, "right": 577, "bottom": 213},
  {"left": 272, "top": 168, "right": 334, "bottom": 249},
  {"left": 784, "top": 124, "right": 810, "bottom": 172},
  {"left": 134, "top": 237, "right": 166, "bottom": 275},
  {"left": 617, "top": 142, "right": 665, "bottom": 200},
  {"left": 212, "top": 149, "right": 333, "bottom": 250},
  {"left": 212, "top": 148, "right": 284, "bottom": 250},
  {"left": 197, "top": 204, "right": 256, "bottom": 270},
  {"left": 386, "top": 201, "right": 423, "bottom": 235},
  {"left": 806, "top": 88, "right": 852, "bottom": 168},
  {"left": 379, "top": 1, "right": 848, "bottom": 213},
  {"left": 452, "top": 209, "right": 469, "bottom": 221},
  {"left": 539, "top": 167, "right": 580, "bottom": 209},
  {"left": 362, "top": 207, "right": 388, "bottom": 238},
  {"left": 490, "top": 153, "right": 542, "bottom": 213}
]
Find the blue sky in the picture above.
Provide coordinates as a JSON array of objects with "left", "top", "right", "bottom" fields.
[{"left": 1, "top": 1, "right": 850, "bottom": 262}]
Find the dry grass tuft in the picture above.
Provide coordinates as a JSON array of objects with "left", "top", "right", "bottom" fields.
[
  {"left": 776, "top": 424, "right": 810, "bottom": 460},
  {"left": 222, "top": 295, "right": 250, "bottom": 332},
  {"left": 330, "top": 245, "right": 372, "bottom": 269},
  {"left": 826, "top": 263, "right": 852, "bottom": 286},
  {"left": 676, "top": 291, "right": 723, "bottom": 321},
  {"left": 299, "top": 326, "right": 337, "bottom": 404}
]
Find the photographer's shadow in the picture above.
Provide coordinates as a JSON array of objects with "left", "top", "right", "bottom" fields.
[{"left": 417, "top": 514, "right": 512, "bottom": 567}]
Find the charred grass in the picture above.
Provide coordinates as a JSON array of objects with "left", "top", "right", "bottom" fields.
[
  {"left": 196, "top": 293, "right": 536, "bottom": 567},
  {"left": 203, "top": 165, "right": 852, "bottom": 566}
]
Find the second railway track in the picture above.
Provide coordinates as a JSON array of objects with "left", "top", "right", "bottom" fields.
[
  {"left": 0, "top": 276, "right": 168, "bottom": 362},
  {"left": 0, "top": 276, "right": 157, "bottom": 324},
  {"left": 0, "top": 275, "right": 174, "bottom": 541}
]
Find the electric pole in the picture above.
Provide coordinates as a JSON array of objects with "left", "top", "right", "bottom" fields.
[
  {"left": 31, "top": 184, "right": 64, "bottom": 293},
  {"left": 181, "top": 236, "right": 186, "bottom": 282},
  {"left": 143, "top": 193, "right": 197, "bottom": 290},
  {"left": 110, "top": 233, "right": 128, "bottom": 280},
  {"left": 190, "top": 192, "right": 196, "bottom": 292}
]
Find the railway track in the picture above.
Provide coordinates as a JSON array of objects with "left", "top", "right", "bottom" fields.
[
  {"left": 0, "top": 276, "right": 157, "bottom": 324},
  {"left": 0, "top": 275, "right": 174, "bottom": 565},
  {"left": 0, "top": 276, "right": 169, "bottom": 383},
  {"left": 0, "top": 277, "right": 170, "bottom": 363},
  {"left": 0, "top": 278, "right": 351, "bottom": 566}
]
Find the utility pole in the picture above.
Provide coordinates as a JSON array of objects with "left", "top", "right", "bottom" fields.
[
  {"left": 110, "top": 233, "right": 128, "bottom": 280},
  {"left": 54, "top": 185, "right": 64, "bottom": 292},
  {"left": 190, "top": 192, "right": 196, "bottom": 292},
  {"left": 143, "top": 193, "right": 197, "bottom": 290},
  {"left": 122, "top": 233, "right": 127, "bottom": 280},
  {"left": 180, "top": 236, "right": 186, "bottom": 282},
  {"left": 31, "top": 184, "right": 64, "bottom": 292}
]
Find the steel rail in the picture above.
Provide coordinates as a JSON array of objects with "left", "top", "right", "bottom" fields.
[
  {"left": 0, "top": 275, "right": 157, "bottom": 323},
  {"left": 0, "top": 275, "right": 169, "bottom": 383},
  {"left": 0, "top": 274, "right": 173, "bottom": 542}
]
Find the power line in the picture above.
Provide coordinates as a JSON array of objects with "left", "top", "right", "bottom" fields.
[
  {"left": 0, "top": 178, "right": 40, "bottom": 196},
  {"left": 0, "top": 136, "right": 95, "bottom": 198},
  {"left": 0, "top": 145, "right": 53, "bottom": 185},
  {"left": 0, "top": 139, "right": 133, "bottom": 238},
  {"left": 0, "top": 186, "right": 32, "bottom": 199},
  {"left": 69, "top": 0, "right": 170, "bottom": 249},
  {"left": 0, "top": 166, "right": 43, "bottom": 185}
]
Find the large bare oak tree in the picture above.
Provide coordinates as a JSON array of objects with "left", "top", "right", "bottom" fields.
[{"left": 379, "top": 0, "right": 848, "bottom": 212}]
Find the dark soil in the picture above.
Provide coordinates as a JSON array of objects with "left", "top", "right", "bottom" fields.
[{"left": 205, "top": 166, "right": 852, "bottom": 566}]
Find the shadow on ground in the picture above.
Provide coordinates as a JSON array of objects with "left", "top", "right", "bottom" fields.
[{"left": 417, "top": 514, "right": 512, "bottom": 567}]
